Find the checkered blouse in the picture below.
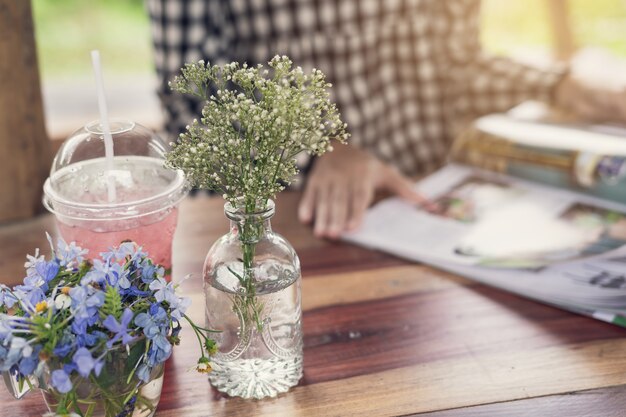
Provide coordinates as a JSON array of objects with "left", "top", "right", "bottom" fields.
[{"left": 147, "top": 0, "right": 566, "bottom": 176}]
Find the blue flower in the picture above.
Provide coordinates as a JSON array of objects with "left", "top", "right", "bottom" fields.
[
  {"left": 72, "top": 347, "right": 103, "bottom": 378},
  {"left": 11, "top": 287, "right": 44, "bottom": 311},
  {"left": 140, "top": 262, "right": 164, "bottom": 284},
  {"left": 71, "top": 319, "right": 87, "bottom": 336},
  {"left": 102, "top": 242, "right": 145, "bottom": 265},
  {"left": 39, "top": 261, "right": 58, "bottom": 280},
  {"left": 56, "top": 238, "right": 88, "bottom": 267},
  {"left": 1, "top": 337, "right": 32, "bottom": 372},
  {"left": 0, "top": 285, "right": 17, "bottom": 309},
  {"left": 31, "top": 260, "right": 59, "bottom": 284},
  {"left": 81, "top": 260, "right": 128, "bottom": 288},
  {"left": 23, "top": 248, "right": 44, "bottom": 273},
  {"left": 135, "top": 304, "right": 173, "bottom": 367},
  {"left": 117, "top": 271, "right": 131, "bottom": 290},
  {"left": 146, "top": 334, "right": 172, "bottom": 366},
  {"left": 134, "top": 304, "right": 172, "bottom": 367},
  {"left": 22, "top": 247, "right": 56, "bottom": 286},
  {"left": 0, "top": 316, "right": 12, "bottom": 341},
  {"left": 51, "top": 329, "right": 75, "bottom": 358},
  {"left": 80, "top": 260, "right": 106, "bottom": 286},
  {"left": 50, "top": 369, "right": 72, "bottom": 393},
  {"left": 71, "top": 320, "right": 104, "bottom": 348},
  {"left": 69, "top": 286, "right": 104, "bottom": 321},
  {"left": 121, "top": 285, "right": 150, "bottom": 298},
  {"left": 171, "top": 297, "right": 191, "bottom": 321},
  {"left": 149, "top": 279, "right": 190, "bottom": 320},
  {"left": 18, "top": 345, "right": 40, "bottom": 376},
  {"left": 135, "top": 304, "right": 169, "bottom": 340},
  {"left": 18, "top": 357, "right": 36, "bottom": 375},
  {"left": 136, "top": 364, "right": 152, "bottom": 383},
  {"left": 149, "top": 279, "right": 178, "bottom": 305},
  {"left": 13, "top": 260, "right": 59, "bottom": 309},
  {"left": 53, "top": 343, "right": 73, "bottom": 358},
  {"left": 103, "top": 308, "right": 135, "bottom": 348},
  {"left": 140, "top": 263, "right": 156, "bottom": 283}
]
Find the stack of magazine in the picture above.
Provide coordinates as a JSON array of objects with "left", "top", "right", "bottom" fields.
[{"left": 345, "top": 104, "right": 626, "bottom": 327}]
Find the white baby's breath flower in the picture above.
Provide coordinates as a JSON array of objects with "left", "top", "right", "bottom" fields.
[{"left": 166, "top": 56, "right": 349, "bottom": 209}]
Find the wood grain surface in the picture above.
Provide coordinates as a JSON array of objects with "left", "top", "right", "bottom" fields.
[
  {"left": 0, "top": 0, "right": 50, "bottom": 224},
  {"left": 1, "top": 192, "right": 625, "bottom": 416}
]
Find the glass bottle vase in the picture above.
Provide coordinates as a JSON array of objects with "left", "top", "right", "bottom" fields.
[{"left": 203, "top": 199, "right": 303, "bottom": 399}]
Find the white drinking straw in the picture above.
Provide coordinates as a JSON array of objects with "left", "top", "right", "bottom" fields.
[{"left": 90, "top": 50, "right": 117, "bottom": 203}]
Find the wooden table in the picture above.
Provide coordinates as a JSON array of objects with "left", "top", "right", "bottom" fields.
[{"left": 1, "top": 192, "right": 626, "bottom": 416}]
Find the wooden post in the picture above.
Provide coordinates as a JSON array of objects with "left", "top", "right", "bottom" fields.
[
  {"left": 0, "top": 0, "right": 50, "bottom": 223},
  {"left": 545, "top": 0, "right": 577, "bottom": 61}
]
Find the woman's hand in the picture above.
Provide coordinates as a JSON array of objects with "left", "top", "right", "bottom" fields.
[
  {"left": 554, "top": 74, "right": 626, "bottom": 123},
  {"left": 298, "top": 144, "right": 431, "bottom": 239}
]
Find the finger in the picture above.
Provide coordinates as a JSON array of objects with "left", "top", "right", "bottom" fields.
[
  {"left": 298, "top": 180, "right": 317, "bottom": 224},
  {"left": 348, "top": 182, "right": 373, "bottom": 231},
  {"left": 328, "top": 183, "right": 349, "bottom": 238},
  {"left": 383, "top": 168, "right": 437, "bottom": 210},
  {"left": 314, "top": 186, "right": 331, "bottom": 238}
]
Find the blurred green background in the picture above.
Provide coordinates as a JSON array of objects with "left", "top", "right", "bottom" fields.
[
  {"left": 33, "top": 0, "right": 152, "bottom": 78},
  {"left": 482, "top": 0, "right": 626, "bottom": 57},
  {"left": 32, "top": 0, "right": 626, "bottom": 80}
]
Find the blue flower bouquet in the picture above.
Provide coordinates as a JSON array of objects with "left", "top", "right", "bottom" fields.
[{"left": 0, "top": 236, "right": 216, "bottom": 417}]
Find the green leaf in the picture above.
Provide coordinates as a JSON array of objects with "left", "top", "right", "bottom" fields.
[{"left": 99, "top": 285, "right": 122, "bottom": 321}]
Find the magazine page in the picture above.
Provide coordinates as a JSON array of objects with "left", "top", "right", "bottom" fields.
[{"left": 344, "top": 164, "right": 626, "bottom": 317}]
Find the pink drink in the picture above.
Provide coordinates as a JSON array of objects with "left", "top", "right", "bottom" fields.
[
  {"left": 44, "top": 149, "right": 187, "bottom": 276},
  {"left": 56, "top": 208, "right": 178, "bottom": 270}
]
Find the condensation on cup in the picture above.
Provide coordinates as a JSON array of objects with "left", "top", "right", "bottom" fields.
[{"left": 43, "top": 119, "right": 187, "bottom": 274}]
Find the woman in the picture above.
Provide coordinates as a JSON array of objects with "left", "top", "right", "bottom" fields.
[{"left": 147, "top": 0, "right": 626, "bottom": 238}]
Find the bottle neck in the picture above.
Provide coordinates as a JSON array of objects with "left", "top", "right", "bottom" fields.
[
  {"left": 229, "top": 218, "right": 272, "bottom": 242},
  {"left": 225, "top": 200, "right": 275, "bottom": 243}
]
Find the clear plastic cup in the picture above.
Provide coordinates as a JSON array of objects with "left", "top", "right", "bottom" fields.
[{"left": 43, "top": 119, "right": 187, "bottom": 272}]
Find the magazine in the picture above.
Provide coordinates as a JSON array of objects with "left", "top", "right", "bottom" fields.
[
  {"left": 451, "top": 103, "right": 626, "bottom": 204},
  {"left": 344, "top": 163, "right": 626, "bottom": 327}
]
